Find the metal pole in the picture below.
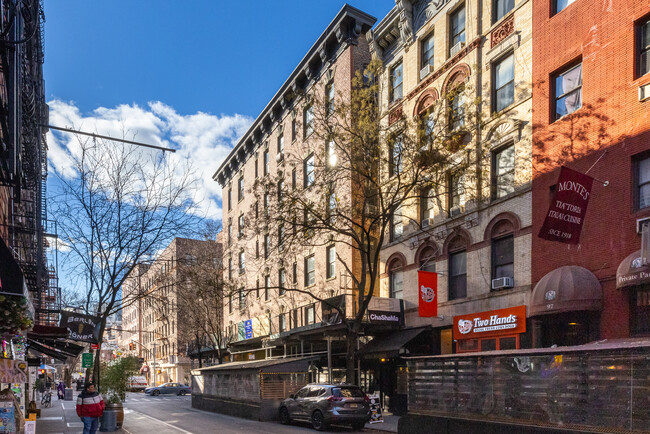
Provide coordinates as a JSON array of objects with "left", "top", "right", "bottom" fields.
[
  {"left": 327, "top": 337, "right": 332, "bottom": 384},
  {"left": 45, "top": 124, "right": 176, "bottom": 153},
  {"left": 153, "top": 342, "right": 157, "bottom": 386}
]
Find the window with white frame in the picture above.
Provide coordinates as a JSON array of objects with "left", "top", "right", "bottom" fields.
[
  {"left": 554, "top": 0, "right": 576, "bottom": 15},
  {"left": 639, "top": 18, "right": 650, "bottom": 77},
  {"left": 493, "top": 54, "right": 515, "bottom": 112},
  {"left": 326, "top": 245, "right": 336, "bottom": 279},
  {"left": 421, "top": 33, "right": 435, "bottom": 71},
  {"left": 390, "top": 61, "right": 403, "bottom": 103},
  {"left": 238, "top": 250, "right": 245, "bottom": 274},
  {"left": 238, "top": 176, "right": 244, "bottom": 201},
  {"left": 493, "top": 144, "right": 515, "bottom": 199},
  {"left": 326, "top": 139, "right": 337, "bottom": 168},
  {"left": 636, "top": 155, "right": 650, "bottom": 209},
  {"left": 304, "top": 254, "right": 315, "bottom": 287},
  {"left": 448, "top": 249, "right": 467, "bottom": 300},
  {"left": 493, "top": 0, "right": 514, "bottom": 23},
  {"left": 238, "top": 214, "right": 245, "bottom": 237},
  {"left": 304, "top": 104, "right": 314, "bottom": 138},
  {"left": 420, "top": 187, "right": 435, "bottom": 222},
  {"left": 238, "top": 289, "right": 246, "bottom": 310},
  {"left": 450, "top": 5, "right": 466, "bottom": 56},
  {"left": 277, "top": 132, "right": 284, "bottom": 154},
  {"left": 264, "top": 149, "right": 270, "bottom": 176},
  {"left": 553, "top": 63, "right": 582, "bottom": 120},
  {"left": 389, "top": 260, "right": 403, "bottom": 299},
  {"left": 449, "top": 86, "right": 465, "bottom": 130},
  {"left": 391, "top": 205, "right": 403, "bottom": 240},
  {"left": 304, "top": 154, "right": 315, "bottom": 187},
  {"left": 305, "top": 304, "right": 315, "bottom": 325}
]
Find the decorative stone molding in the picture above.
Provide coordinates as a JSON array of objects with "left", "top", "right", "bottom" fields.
[
  {"left": 413, "top": 0, "right": 453, "bottom": 34},
  {"left": 491, "top": 14, "right": 514, "bottom": 49},
  {"left": 388, "top": 103, "right": 404, "bottom": 126},
  {"left": 485, "top": 119, "right": 522, "bottom": 145},
  {"left": 413, "top": 88, "right": 440, "bottom": 116},
  {"left": 406, "top": 37, "right": 481, "bottom": 101},
  {"left": 441, "top": 63, "right": 472, "bottom": 95}
]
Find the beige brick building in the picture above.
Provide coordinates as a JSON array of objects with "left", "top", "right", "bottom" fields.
[{"left": 371, "top": 0, "right": 533, "bottom": 354}]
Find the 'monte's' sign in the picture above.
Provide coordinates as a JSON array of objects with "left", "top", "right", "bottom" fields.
[
  {"left": 539, "top": 166, "right": 594, "bottom": 244},
  {"left": 453, "top": 305, "right": 526, "bottom": 340}
]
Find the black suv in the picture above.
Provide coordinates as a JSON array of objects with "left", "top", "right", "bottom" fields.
[{"left": 279, "top": 383, "right": 370, "bottom": 431}]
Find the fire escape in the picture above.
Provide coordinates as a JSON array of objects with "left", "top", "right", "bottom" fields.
[{"left": 0, "top": 0, "right": 54, "bottom": 325}]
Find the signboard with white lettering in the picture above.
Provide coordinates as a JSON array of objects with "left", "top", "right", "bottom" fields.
[
  {"left": 368, "top": 310, "right": 403, "bottom": 325},
  {"left": 539, "top": 166, "right": 593, "bottom": 244},
  {"left": 60, "top": 312, "right": 101, "bottom": 343},
  {"left": 453, "top": 305, "right": 526, "bottom": 340}
]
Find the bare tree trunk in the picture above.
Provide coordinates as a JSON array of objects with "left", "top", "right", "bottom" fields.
[{"left": 346, "top": 329, "right": 357, "bottom": 385}]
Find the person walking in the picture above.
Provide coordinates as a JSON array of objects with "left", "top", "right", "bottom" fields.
[
  {"left": 57, "top": 381, "right": 65, "bottom": 400},
  {"left": 76, "top": 383, "right": 104, "bottom": 434}
]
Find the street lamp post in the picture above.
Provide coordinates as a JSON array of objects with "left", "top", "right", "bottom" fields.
[{"left": 153, "top": 342, "right": 156, "bottom": 386}]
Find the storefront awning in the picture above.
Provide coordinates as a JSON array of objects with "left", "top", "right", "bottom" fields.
[
  {"left": 191, "top": 355, "right": 318, "bottom": 375},
  {"left": 530, "top": 265, "right": 602, "bottom": 317},
  {"left": 616, "top": 250, "right": 650, "bottom": 289},
  {"left": 26, "top": 338, "right": 68, "bottom": 361},
  {"left": 358, "top": 326, "right": 430, "bottom": 359}
]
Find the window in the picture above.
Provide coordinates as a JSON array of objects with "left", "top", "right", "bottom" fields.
[
  {"left": 256, "top": 239, "right": 259, "bottom": 259},
  {"left": 238, "top": 289, "right": 246, "bottom": 310},
  {"left": 419, "top": 246, "right": 437, "bottom": 273},
  {"left": 493, "top": 0, "right": 514, "bottom": 22},
  {"left": 554, "top": 0, "right": 576, "bottom": 15},
  {"left": 389, "top": 260, "right": 403, "bottom": 299},
  {"left": 292, "top": 262, "right": 298, "bottom": 284},
  {"left": 449, "top": 172, "right": 465, "bottom": 212},
  {"left": 325, "top": 82, "right": 335, "bottom": 116},
  {"left": 264, "top": 234, "right": 270, "bottom": 259},
  {"left": 227, "top": 188, "right": 232, "bottom": 211},
  {"left": 238, "top": 176, "right": 244, "bottom": 201},
  {"left": 304, "top": 154, "right": 315, "bottom": 187},
  {"left": 264, "top": 192, "right": 270, "bottom": 217},
  {"left": 420, "top": 187, "right": 435, "bottom": 223},
  {"left": 493, "top": 144, "right": 515, "bottom": 199},
  {"left": 228, "top": 293, "right": 233, "bottom": 313},
  {"left": 292, "top": 168, "right": 297, "bottom": 189},
  {"left": 326, "top": 245, "right": 336, "bottom": 279},
  {"left": 493, "top": 54, "right": 515, "bottom": 112},
  {"left": 390, "top": 61, "right": 403, "bottom": 103},
  {"left": 305, "top": 304, "right": 315, "bottom": 324},
  {"left": 492, "top": 235, "right": 514, "bottom": 281},
  {"left": 278, "top": 180, "right": 284, "bottom": 203},
  {"left": 639, "top": 18, "right": 650, "bottom": 77},
  {"left": 256, "top": 278, "right": 260, "bottom": 298},
  {"left": 238, "top": 250, "right": 245, "bottom": 274},
  {"left": 264, "top": 149, "right": 270, "bottom": 176},
  {"left": 277, "top": 132, "right": 284, "bottom": 154},
  {"left": 255, "top": 156, "right": 259, "bottom": 178},
  {"left": 419, "top": 109, "right": 436, "bottom": 150},
  {"left": 449, "top": 86, "right": 465, "bottom": 130},
  {"left": 255, "top": 201, "right": 259, "bottom": 219},
  {"left": 636, "top": 155, "right": 650, "bottom": 209},
  {"left": 390, "top": 136, "right": 403, "bottom": 176},
  {"left": 304, "top": 105, "right": 314, "bottom": 138},
  {"left": 326, "top": 139, "right": 336, "bottom": 168},
  {"left": 291, "top": 118, "right": 297, "bottom": 141},
  {"left": 553, "top": 63, "right": 582, "bottom": 120},
  {"left": 279, "top": 268, "right": 286, "bottom": 296},
  {"left": 264, "top": 275, "right": 270, "bottom": 301},
  {"left": 238, "top": 214, "right": 245, "bottom": 238},
  {"left": 449, "top": 250, "right": 467, "bottom": 300},
  {"left": 278, "top": 224, "right": 285, "bottom": 250},
  {"left": 228, "top": 219, "right": 233, "bottom": 245},
  {"left": 421, "top": 33, "right": 435, "bottom": 70},
  {"left": 279, "top": 313, "right": 287, "bottom": 332},
  {"left": 304, "top": 255, "right": 315, "bottom": 287},
  {"left": 391, "top": 206, "right": 403, "bottom": 240},
  {"left": 450, "top": 6, "right": 466, "bottom": 56},
  {"left": 631, "top": 287, "right": 650, "bottom": 335}
]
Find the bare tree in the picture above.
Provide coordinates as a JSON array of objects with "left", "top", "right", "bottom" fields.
[
  {"left": 51, "top": 134, "right": 198, "bottom": 386},
  {"left": 248, "top": 59, "right": 484, "bottom": 382}
]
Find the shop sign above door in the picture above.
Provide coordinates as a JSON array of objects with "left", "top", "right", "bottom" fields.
[{"left": 453, "top": 305, "right": 526, "bottom": 340}]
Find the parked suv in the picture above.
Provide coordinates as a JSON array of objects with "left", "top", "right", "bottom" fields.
[{"left": 279, "top": 383, "right": 370, "bottom": 431}]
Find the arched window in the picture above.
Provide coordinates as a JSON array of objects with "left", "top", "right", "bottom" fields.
[
  {"left": 491, "top": 219, "right": 515, "bottom": 284},
  {"left": 419, "top": 246, "right": 437, "bottom": 273},
  {"left": 388, "top": 259, "right": 404, "bottom": 299}
]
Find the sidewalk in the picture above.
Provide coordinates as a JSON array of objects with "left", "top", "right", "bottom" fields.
[
  {"left": 365, "top": 414, "right": 399, "bottom": 433},
  {"left": 35, "top": 391, "right": 125, "bottom": 434}
]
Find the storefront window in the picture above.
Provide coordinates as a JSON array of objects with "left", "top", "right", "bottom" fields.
[
  {"left": 631, "top": 287, "right": 650, "bottom": 335},
  {"left": 480, "top": 339, "right": 497, "bottom": 352}
]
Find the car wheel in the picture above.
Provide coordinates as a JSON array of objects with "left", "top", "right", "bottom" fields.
[
  {"left": 179, "top": 390, "right": 187, "bottom": 396},
  {"left": 279, "top": 406, "right": 291, "bottom": 425},
  {"left": 152, "top": 390, "right": 160, "bottom": 396},
  {"left": 311, "top": 410, "right": 328, "bottom": 431},
  {"left": 351, "top": 422, "right": 365, "bottom": 431}
]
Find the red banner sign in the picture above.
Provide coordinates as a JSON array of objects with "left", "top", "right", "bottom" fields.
[
  {"left": 539, "top": 166, "right": 593, "bottom": 244},
  {"left": 453, "top": 305, "right": 526, "bottom": 340},
  {"left": 418, "top": 271, "right": 438, "bottom": 317}
]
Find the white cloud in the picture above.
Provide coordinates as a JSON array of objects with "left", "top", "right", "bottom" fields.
[{"left": 46, "top": 100, "right": 251, "bottom": 221}]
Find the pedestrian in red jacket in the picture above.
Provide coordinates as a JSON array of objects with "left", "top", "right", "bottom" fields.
[{"left": 76, "top": 383, "right": 104, "bottom": 434}]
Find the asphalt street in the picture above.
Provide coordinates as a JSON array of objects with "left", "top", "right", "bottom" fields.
[{"left": 121, "top": 393, "right": 366, "bottom": 434}]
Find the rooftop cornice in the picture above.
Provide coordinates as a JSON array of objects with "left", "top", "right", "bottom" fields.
[{"left": 213, "top": 4, "right": 377, "bottom": 186}]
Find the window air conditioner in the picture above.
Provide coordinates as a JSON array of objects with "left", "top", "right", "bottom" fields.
[
  {"left": 276, "top": 152, "right": 284, "bottom": 162},
  {"left": 450, "top": 41, "right": 465, "bottom": 57},
  {"left": 637, "top": 217, "right": 650, "bottom": 234},
  {"left": 449, "top": 205, "right": 463, "bottom": 217},
  {"left": 640, "top": 83, "right": 650, "bottom": 102},
  {"left": 492, "top": 277, "right": 514, "bottom": 290},
  {"left": 420, "top": 64, "right": 434, "bottom": 80},
  {"left": 421, "top": 218, "right": 433, "bottom": 228}
]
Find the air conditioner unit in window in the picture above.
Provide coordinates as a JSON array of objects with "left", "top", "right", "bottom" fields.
[
  {"left": 640, "top": 83, "right": 650, "bottom": 102},
  {"left": 637, "top": 217, "right": 650, "bottom": 234},
  {"left": 276, "top": 152, "right": 284, "bottom": 162},
  {"left": 449, "top": 205, "right": 464, "bottom": 217},
  {"left": 421, "top": 218, "right": 433, "bottom": 228},
  {"left": 420, "top": 64, "right": 434, "bottom": 80},
  {"left": 450, "top": 41, "right": 465, "bottom": 57},
  {"left": 492, "top": 277, "right": 514, "bottom": 290}
]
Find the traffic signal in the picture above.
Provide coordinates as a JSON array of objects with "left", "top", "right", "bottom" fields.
[
  {"left": 39, "top": 369, "right": 45, "bottom": 375},
  {"left": 129, "top": 342, "right": 135, "bottom": 350}
]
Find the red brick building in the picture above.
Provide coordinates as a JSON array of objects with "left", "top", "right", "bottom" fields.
[{"left": 531, "top": 0, "right": 650, "bottom": 345}]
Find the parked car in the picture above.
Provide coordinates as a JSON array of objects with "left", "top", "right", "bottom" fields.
[
  {"left": 279, "top": 383, "right": 370, "bottom": 431},
  {"left": 127, "top": 376, "right": 148, "bottom": 392},
  {"left": 144, "top": 382, "right": 191, "bottom": 396}
]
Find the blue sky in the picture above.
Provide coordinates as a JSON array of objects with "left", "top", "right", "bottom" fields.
[{"left": 43, "top": 1, "right": 393, "bottom": 294}]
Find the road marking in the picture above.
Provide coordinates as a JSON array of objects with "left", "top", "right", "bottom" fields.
[
  {"left": 67, "top": 422, "right": 84, "bottom": 427},
  {"left": 39, "top": 416, "right": 63, "bottom": 420},
  {"left": 126, "top": 409, "right": 192, "bottom": 433}
]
